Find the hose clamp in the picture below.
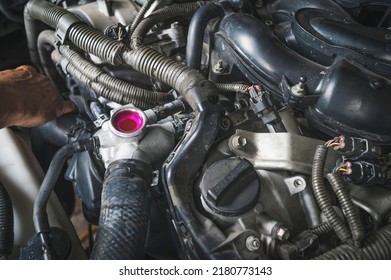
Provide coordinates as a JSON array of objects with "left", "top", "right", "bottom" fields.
[
  {"left": 55, "top": 13, "right": 83, "bottom": 44},
  {"left": 93, "top": 114, "right": 109, "bottom": 128}
]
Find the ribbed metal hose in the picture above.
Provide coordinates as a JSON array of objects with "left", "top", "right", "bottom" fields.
[
  {"left": 58, "top": 45, "right": 172, "bottom": 106},
  {"left": 52, "top": 50, "right": 147, "bottom": 108},
  {"left": 52, "top": 50, "right": 164, "bottom": 109},
  {"left": 27, "top": 0, "right": 68, "bottom": 27},
  {"left": 26, "top": 0, "right": 125, "bottom": 64},
  {"left": 68, "top": 24, "right": 124, "bottom": 64},
  {"left": 0, "top": 182, "right": 13, "bottom": 258},
  {"left": 123, "top": 46, "right": 217, "bottom": 110},
  {"left": 311, "top": 145, "right": 352, "bottom": 243},
  {"left": 130, "top": 1, "right": 208, "bottom": 48},
  {"left": 327, "top": 173, "right": 365, "bottom": 247},
  {"left": 314, "top": 224, "right": 391, "bottom": 260}
]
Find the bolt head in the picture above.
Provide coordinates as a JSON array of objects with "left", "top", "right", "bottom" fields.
[
  {"left": 293, "top": 179, "right": 303, "bottom": 187},
  {"left": 214, "top": 60, "right": 225, "bottom": 73},
  {"left": 246, "top": 235, "right": 261, "bottom": 252},
  {"left": 232, "top": 136, "right": 247, "bottom": 149},
  {"left": 276, "top": 227, "right": 290, "bottom": 241}
]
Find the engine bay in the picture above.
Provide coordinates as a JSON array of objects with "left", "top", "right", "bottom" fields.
[{"left": 0, "top": 0, "right": 391, "bottom": 260}]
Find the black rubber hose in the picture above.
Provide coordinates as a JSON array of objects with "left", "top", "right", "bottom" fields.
[
  {"left": 185, "top": 2, "right": 223, "bottom": 70},
  {"left": 26, "top": 0, "right": 124, "bottom": 64},
  {"left": 130, "top": 1, "right": 208, "bottom": 49},
  {"left": 90, "top": 159, "right": 152, "bottom": 260},
  {"left": 314, "top": 224, "right": 391, "bottom": 260},
  {"left": 37, "top": 30, "right": 67, "bottom": 93},
  {"left": 128, "top": 0, "right": 155, "bottom": 37},
  {"left": 33, "top": 137, "right": 96, "bottom": 259},
  {"left": 33, "top": 138, "right": 97, "bottom": 235},
  {"left": 0, "top": 182, "right": 14, "bottom": 258},
  {"left": 88, "top": 99, "right": 108, "bottom": 123},
  {"left": 31, "top": 113, "right": 82, "bottom": 148},
  {"left": 24, "top": 7, "right": 47, "bottom": 69},
  {"left": 327, "top": 173, "right": 365, "bottom": 247},
  {"left": 311, "top": 145, "right": 352, "bottom": 243},
  {"left": 0, "top": 0, "right": 24, "bottom": 24}
]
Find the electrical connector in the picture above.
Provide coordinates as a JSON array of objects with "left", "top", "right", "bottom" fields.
[
  {"left": 342, "top": 161, "right": 385, "bottom": 185},
  {"left": 336, "top": 136, "right": 381, "bottom": 160}
]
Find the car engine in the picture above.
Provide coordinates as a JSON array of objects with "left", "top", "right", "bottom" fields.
[{"left": 0, "top": 0, "right": 391, "bottom": 260}]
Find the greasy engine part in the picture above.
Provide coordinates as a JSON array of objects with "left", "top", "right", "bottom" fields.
[{"left": 1, "top": 0, "right": 390, "bottom": 260}]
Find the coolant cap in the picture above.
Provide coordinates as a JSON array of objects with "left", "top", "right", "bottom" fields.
[{"left": 109, "top": 106, "right": 146, "bottom": 138}]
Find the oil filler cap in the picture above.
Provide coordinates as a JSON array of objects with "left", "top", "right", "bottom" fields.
[{"left": 200, "top": 158, "right": 260, "bottom": 216}]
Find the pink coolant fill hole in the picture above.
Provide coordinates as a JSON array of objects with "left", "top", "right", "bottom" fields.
[{"left": 111, "top": 109, "right": 145, "bottom": 134}]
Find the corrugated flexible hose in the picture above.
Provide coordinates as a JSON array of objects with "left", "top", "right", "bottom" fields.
[{"left": 314, "top": 224, "right": 391, "bottom": 260}]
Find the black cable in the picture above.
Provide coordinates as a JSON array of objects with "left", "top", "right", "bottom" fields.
[
  {"left": 128, "top": 0, "right": 155, "bottom": 37},
  {"left": 311, "top": 145, "right": 352, "bottom": 243},
  {"left": 327, "top": 173, "right": 365, "bottom": 247},
  {"left": 309, "top": 223, "right": 333, "bottom": 236},
  {"left": 314, "top": 224, "right": 391, "bottom": 260}
]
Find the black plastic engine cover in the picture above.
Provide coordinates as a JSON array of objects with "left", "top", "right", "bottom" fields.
[
  {"left": 307, "top": 58, "right": 391, "bottom": 143},
  {"left": 215, "top": 6, "right": 391, "bottom": 143}
]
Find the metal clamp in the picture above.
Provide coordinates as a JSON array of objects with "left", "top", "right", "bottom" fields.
[
  {"left": 55, "top": 13, "right": 83, "bottom": 44},
  {"left": 93, "top": 114, "right": 109, "bottom": 128}
]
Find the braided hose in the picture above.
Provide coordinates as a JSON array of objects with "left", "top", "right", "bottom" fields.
[
  {"left": 212, "top": 82, "right": 249, "bottom": 94},
  {"left": 311, "top": 145, "right": 352, "bottom": 243},
  {"left": 314, "top": 224, "right": 391, "bottom": 260},
  {"left": 327, "top": 173, "right": 365, "bottom": 247}
]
